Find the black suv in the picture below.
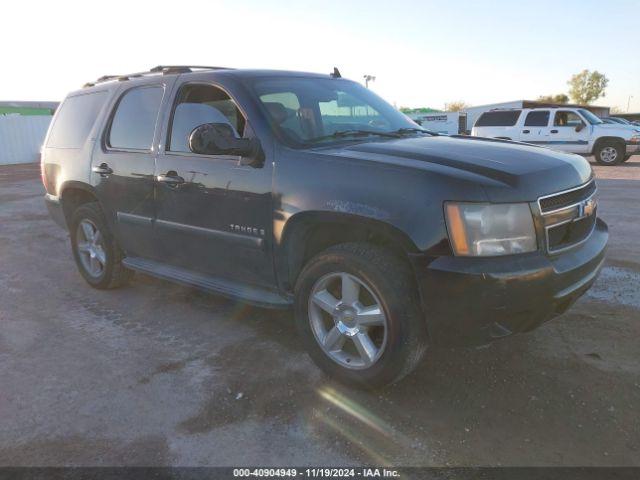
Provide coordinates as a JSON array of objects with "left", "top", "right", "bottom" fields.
[{"left": 43, "top": 66, "right": 608, "bottom": 387}]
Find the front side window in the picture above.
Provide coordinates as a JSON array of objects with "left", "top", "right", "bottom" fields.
[
  {"left": 553, "top": 111, "right": 583, "bottom": 127},
  {"left": 108, "top": 86, "right": 164, "bottom": 150},
  {"left": 250, "top": 77, "right": 418, "bottom": 146},
  {"left": 524, "top": 111, "right": 550, "bottom": 127},
  {"left": 168, "top": 83, "right": 246, "bottom": 153}
]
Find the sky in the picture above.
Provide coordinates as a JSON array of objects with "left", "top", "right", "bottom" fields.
[{"left": 1, "top": 0, "right": 638, "bottom": 111}]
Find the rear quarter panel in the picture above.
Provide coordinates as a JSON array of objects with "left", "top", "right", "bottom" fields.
[{"left": 42, "top": 88, "right": 117, "bottom": 198}]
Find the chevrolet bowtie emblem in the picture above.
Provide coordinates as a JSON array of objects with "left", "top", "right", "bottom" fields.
[{"left": 578, "top": 198, "right": 596, "bottom": 218}]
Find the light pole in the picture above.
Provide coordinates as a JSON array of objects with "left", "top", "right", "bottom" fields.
[
  {"left": 363, "top": 75, "right": 376, "bottom": 88},
  {"left": 628, "top": 95, "right": 634, "bottom": 112}
]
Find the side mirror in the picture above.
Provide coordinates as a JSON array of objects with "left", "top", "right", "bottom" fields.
[
  {"left": 188, "top": 123, "right": 259, "bottom": 161},
  {"left": 575, "top": 122, "right": 585, "bottom": 132}
]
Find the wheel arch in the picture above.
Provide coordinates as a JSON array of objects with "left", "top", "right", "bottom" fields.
[
  {"left": 59, "top": 181, "right": 100, "bottom": 227},
  {"left": 278, "top": 210, "right": 420, "bottom": 291},
  {"left": 592, "top": 136, "right": 625, "bottom": 155}
]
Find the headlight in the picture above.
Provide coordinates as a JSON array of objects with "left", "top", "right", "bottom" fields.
[{"left": 445, "top": 202, "right": 537, "bottom": 256}]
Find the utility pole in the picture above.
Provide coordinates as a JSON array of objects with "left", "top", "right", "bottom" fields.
[
  {"left": 628, "top": 95, "right": 634, "bottom": 112},
  {"left": 363, "top": 75, "right": 376, "bottom": 88}
]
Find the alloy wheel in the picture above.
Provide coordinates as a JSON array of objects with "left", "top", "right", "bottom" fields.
[
  {"left": 308, "top": 272, "right": 388, "bottom": 369},
  {"left": 600, "top": 146, "right": 618, "bottom": 163},
  {"left": 76, "top": 219, "right": 106, "bottom": 278}
]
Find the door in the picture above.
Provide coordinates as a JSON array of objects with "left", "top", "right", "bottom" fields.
[
  {"left": 153, "top": 82, "right": 275, "bottom": 287},
  {"left": 519, "top": 110, "right": 550, "bottom": 144},
  {"left": 548, "top": 110, "right": 591, "bottom": 153},
  {"left": 92, "top": 83, "right": 173, "bottom": 258}
]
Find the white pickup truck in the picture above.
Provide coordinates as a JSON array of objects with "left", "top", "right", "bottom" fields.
[{"left": 471, "top": 107, "right": 640, "bottom": 165}]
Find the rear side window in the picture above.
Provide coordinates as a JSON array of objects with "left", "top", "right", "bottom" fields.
[
  {"left": 108, "top": 86, "right": 164, "bottom": 150},
  {"left": 47, "top": 91, "right": 108, "bottom": 149},
  {"left": 475, "top": 110, "right": 521, "bottom": 127},
  {"left": 524, "top": 111, "right": 550, "bottom": 127}
]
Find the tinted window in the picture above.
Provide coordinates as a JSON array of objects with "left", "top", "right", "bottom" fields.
[
  {"left": 109, "top": 86, "right": 163, "bottom": 150},
  {"left": 47, "top": 91, "right": 108, "bottom": 148},
  {"left": 475, "top": 110, "right": 521, "bottom": 127},
  {"left": 168, "top": 84, "right": 246, "bottom": 153},
  {"left": 554, "top": 111, "right": 583, "bottom": 127},
  {"left": 251, "top": 77, "right": 417, "bottom": 146},
  {"left": 524, "top": 111, "right": 550, "bottom": 127},
  {"left": 259, "top": 92, "right": 305, "bottom": 138}
]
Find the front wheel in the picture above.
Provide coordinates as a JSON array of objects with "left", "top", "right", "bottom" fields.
[
  {"left": 595, "top": 142, "right": 624, "bottom": 165},
  {"left": 294, "top": 243, "right": 428, "bottom": 388}
]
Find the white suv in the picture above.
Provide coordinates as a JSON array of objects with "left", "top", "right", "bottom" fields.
[{"left": 471, "top": 107, "right": 640, "bottom": 165}]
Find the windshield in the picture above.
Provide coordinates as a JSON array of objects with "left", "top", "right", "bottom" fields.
[
  {"left": 578, "top": 109, "right": 603, "bottom": 125},
  {"left": 249, "top": 76, "right": 420, "bottom": 146}
]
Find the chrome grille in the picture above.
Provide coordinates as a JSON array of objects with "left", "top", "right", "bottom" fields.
[
  {"left": 538, "top": 180, "right": 597, "bottom": 253},
  {"left": 538, "top": 180, "right": 596, "bottom": 213}
]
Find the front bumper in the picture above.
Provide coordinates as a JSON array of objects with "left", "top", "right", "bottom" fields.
[
  {"left": 412, "top": 218, "right": 608, "bottom": 346},
  {"left": 625, "top": 142, "right": 640, "bottom": 155}
]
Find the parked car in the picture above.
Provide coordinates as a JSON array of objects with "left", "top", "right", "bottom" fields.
[
  {"left": 472, "top": 108, "right": 640, "bottom": 165},
  {"left": 606, "top": 116, "right": 633, "bottom": 125},
  {"left": 43, "top": 66, "right": 608, "bottom": 387}
]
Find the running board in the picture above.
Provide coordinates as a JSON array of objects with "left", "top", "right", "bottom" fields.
[{"left": 122, "top": 257, "right": 292, "bottom": 309}]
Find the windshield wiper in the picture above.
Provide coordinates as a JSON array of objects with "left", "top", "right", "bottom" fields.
[
  {"left": 306, "top": 129, "right": 401, "bottom": 143},
  {"left": 391, "top": 127, "right": 440, "bottom": 136}
]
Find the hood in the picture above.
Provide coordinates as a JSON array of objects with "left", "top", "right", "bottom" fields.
[
  {"left": 597, "top": 123, "right": 640, "bottom": 134},
  {"left": 316, "top": 135, "right": 593, "bottom": 202}
]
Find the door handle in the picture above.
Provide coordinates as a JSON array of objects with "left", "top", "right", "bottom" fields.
[
  {"left": 550, "top": 129, "right": 559, "bottom": 134},
  {"left": 522, "top": 130, "right": 530, "bottom": 134},
  {"left": 92, "top": 163, "right": 113, "bottom": 176},
  {"left": 157, "top": 171, "right": 185, "bottom": 186}
]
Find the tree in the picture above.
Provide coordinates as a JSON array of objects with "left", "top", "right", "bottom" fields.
[
  {"left": 445, "top": 101, "right": 469, "bottom": 112},
  {"left": 568, "top": 70, "right": 609, "bottom": 105},
  {"left": 537, "top": 94, "right": 569, "bottom": 104}
]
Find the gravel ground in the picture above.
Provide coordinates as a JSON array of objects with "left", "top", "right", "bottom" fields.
[{"left": 0, "top": 158, "right": 639, "bottom": 467}]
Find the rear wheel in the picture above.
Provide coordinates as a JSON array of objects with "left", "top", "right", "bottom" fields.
[
  {"left": 70, "top": 202, "right": 132, "bottom": 289},
  {"left": 595, "top": 141, "right": 624, "bottom": 165},
  {"left": 295, "top": 243, "right": 428, "bottom": 388}
]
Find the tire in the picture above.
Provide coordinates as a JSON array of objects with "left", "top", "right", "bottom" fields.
[
  {"left": 294, "top": 242, "right": 428, "bottom": 389},
  {"left": 594, "top": 141, "right": 624, "bottom": 165},
  {"left": 70, "top": 202, "right": 132, "bottom": 289}
]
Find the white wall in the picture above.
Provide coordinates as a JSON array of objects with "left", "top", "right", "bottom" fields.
[
  {"left": 0, "top": 115, "right": 52, "bottom": 165},
  {"left": 416, "top": 112, "right": 463, "bottom": 135}
]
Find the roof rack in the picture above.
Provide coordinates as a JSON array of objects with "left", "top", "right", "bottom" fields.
[
  {"left": 150, "top": 65, "right": 230, "bottom": 74},
  {"left": 83, "top": 65, "right": 232, "bottom": 88}
]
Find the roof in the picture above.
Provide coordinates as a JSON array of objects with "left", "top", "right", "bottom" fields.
[
  {"left": 82, "top": 65, "right": 341, "bottom": 89},
  {"left": 521, "top": 100, "right": 609, "bottom": 110},
  {"left": 464, "top": 100, "right": 609, "bottom": 111}
]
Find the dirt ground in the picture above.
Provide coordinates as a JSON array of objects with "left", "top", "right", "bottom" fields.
[{"left": 0, "top": 158, "right": 639, "bottom": 467}]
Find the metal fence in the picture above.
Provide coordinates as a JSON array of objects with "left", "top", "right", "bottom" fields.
[{"left": 0, "top": 115, "right": 52, "bottom": 165}]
